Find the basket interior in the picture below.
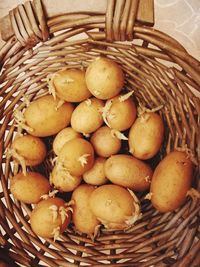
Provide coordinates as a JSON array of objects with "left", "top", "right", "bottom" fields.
[{"left": 0, "top": 12, "right": 200, "bottom": 267}]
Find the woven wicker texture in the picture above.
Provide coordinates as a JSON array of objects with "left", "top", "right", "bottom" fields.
[{"left": 0, "top": 0, "right": 200, "bottom": 266}]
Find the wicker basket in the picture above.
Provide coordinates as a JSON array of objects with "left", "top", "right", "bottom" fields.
[{"left": 0, "top": 0, "right": 200, "bottom": 266}]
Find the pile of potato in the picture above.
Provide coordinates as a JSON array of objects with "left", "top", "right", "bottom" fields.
[{"left": 9, "top": 57, "right": 194, "bottom": 241}]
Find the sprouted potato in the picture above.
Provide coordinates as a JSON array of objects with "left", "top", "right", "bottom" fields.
[
  {"left": 102, "top": 92, "right": 137, "bottom": 131},
  {"left": 51, "top": 162, "right": 82, "bottom": 192},
  {"left": 10, "top": 172, "right": 50, "bottom": 204},
  {"left": 85, "top": 57, "right": 124, "bottom": 100},
  {"left": 48, "top": 69, "right": 91, "bottom": 102},
  {"left": 71, "top": 97, "right": 104, "bottom": 134},
  {"left": 104, "top": 154, "right": 153, "bottom": 192},
  {"left": 90, "top": 126, "right": 121, "bottom": 157},
  {"left": 83, "top": 157, "right": 108, "bottom": 186},
  {"left": 150, "top": 151, "right": 193, "bottom": 212},
  {"left": 24, "top": 95, "right": 74, "bottom": 137},
  {"left": 129, "top": 112, "right": 164, "bottom": 160},
  {"left": 89, "top": 184, "right": 141, "bottom": 230},
  {"left": 10, "top": 134, "right": 46, "bottom": 168},
  {"left": 58, "top": 138, "right": 94, "bottom": 176},
  {"left": 71, "top": 184, "right": 100, "bottom": 235},
  {"left": 30, "top": 197, "right": 71, "bottom": 240},
  {"left": 53, "top": 127, "right": 81, "bottom": 156}
]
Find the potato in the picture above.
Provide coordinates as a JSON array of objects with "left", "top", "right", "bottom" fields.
[
  {"left": 90, "top": 126, "right": 121, "bottom": 157},
  {"left": 85, "top": 57, "right": 124, "bottom": 100},
  {"left": 129, "top": 112, "right": 164, "bottom": 160},
  {"left": 71, "top": 98, "right": 104, "bottom": 134},
  {"left": 58, "top": 138, "right": 94, "bottom": 176},
  {"left": 71, "top": 184, "right": 100, "bottom": 235},
  {"left": 83, "top": 157, "right": 108, "bottom": 185},
  {"left": 10, "top": 172, "right": 51, "bottom": 204},
  {"left": 150, "top": 151, "right": 193, "bottom": 212},
  {"left": 51, "top": 162, "right": 82, "bottom": 192},
  {"left": 89, "top": 184, "right": 141, "bottom": 229},
  {"left": 53, "top": 127, "right": 81, "bottom": 155},
  {"left": 11, "top": 134, "right": 46, "bottom": 166},
  {"left": 104, "top": 154, "right": 153, "bottom": 192},
  {"left": 30, "top": 197, "right": 71, "bottom": 239},
  {"left": 103, "top": 93, "right": 137, "bottom": 131},
  {"left": 51, "top": 69, "right": 91, "bottom": 102},
  {"left": 24, "top": 95, "right": 74, "bottom": 137}
]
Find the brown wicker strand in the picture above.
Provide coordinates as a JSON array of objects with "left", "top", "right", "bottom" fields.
[
  {"left": 47, "top": 14, "right": 91, "bottom": 27},
  {"left": 9, "top": 9, "right": 26, "bottom": 46},
  {"left": 14, "top": 7, "right": 30, "bottom": 45},
  {"left": 18, "top": 4, "right": 39, "bottom": 46},
  {"left": 126, "top": 0, "right": 139, "bottom": 40},
  {"left": 168, "top": 205, "right": 200, "bottom": 241},
  {"left": 119, "top": 0, "right": 131, "bottom": 41},
  {"left": 175, "top": 239, "right": 200, "bottom": 267},
  {"left": 24, "top": 0, "right": 42, "bottom": 39},
  {"left": 4, "top": 47, "right": 30, "bottom": 69},
  {"left": 178, "top": 225, "right": 198, "bottom": 259},
  {"left": 0, "top": 36, "right": 16, "bottom": 62},
  {"left": 32, "top": 0, "right": 49, "bottom": 41},
  {"left": 49, "top": 15, "right": 105, "bottom": 33},
  {"left": 8, "top": 0, "right": 49, "bottom": 47},
  {"left": 191, "top": 251, "right": 200, "bottom": 267},
  {"left": 106, "top": 0, "right": 115, "bottom": 41},
  {"left": 112, "top": 0, "right": 126, "bottom": 41},
  {"left": 3, "top": 41, "right": 22, "bottom": 63}
]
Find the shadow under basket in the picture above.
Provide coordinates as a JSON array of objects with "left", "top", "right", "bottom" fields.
[{"left": 0, "top": 0, "right": 200, "bottom": 266}]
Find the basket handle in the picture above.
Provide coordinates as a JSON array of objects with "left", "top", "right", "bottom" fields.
[{"left": 0, "top": 0, "right": 154, "bottom": 46}]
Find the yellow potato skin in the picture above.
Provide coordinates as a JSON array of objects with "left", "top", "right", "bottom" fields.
[
  {"left": 106, "top": 96, "right": 137, "bottom": 131},
  {"left": 89, "top": 184, "right": 135, "bottom": 228},
  {"left": 24, "top": 95, "right": 74, "bottom": 137},
  {"left": 58, "top": 138, "right": 94, "bottom": 176},
  {"left": 129, "top": 112, "right": 164, "bottom": 160},
  {"left": 105, "top": 154, "right": 152, "bottom": 192},
  {"left": 11, "top": 134, "right": 46, "bottom": 166},
  {"left": 51, "top": 164, "right": 82, "bottom": 192},
  {"left": 53, "top": 127, "right": 81, "bottom": 155},
  {"left": 85, "top": 57, "right": 124, "bottom": 100},
  {"left": 30, "top": 197, "right": 71, "bottom": 238},
  {"left": 83, "top": 157, "right": 108, "bottom": 185},
  {"left": 53, "top": 69, "right": 91, "bottom": 102},
  {"left": 72, "top": 184, "right": 100, "bottom": 234},
  {"left": 71, "top": 98, "right": 104, "bottom": 134},
  {"left": 90, "top": 126, "right": 121, "bottom": 157},
  {"left": 10, "top": 172, "right": 51, "bottom": 204},
  {"left": 150, "top": 151, "right": 193, "bottom": 212}
]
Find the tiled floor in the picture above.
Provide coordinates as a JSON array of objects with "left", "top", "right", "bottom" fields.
[{"left": 0, "top": 0, "right": 199, "bottom": 60}]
